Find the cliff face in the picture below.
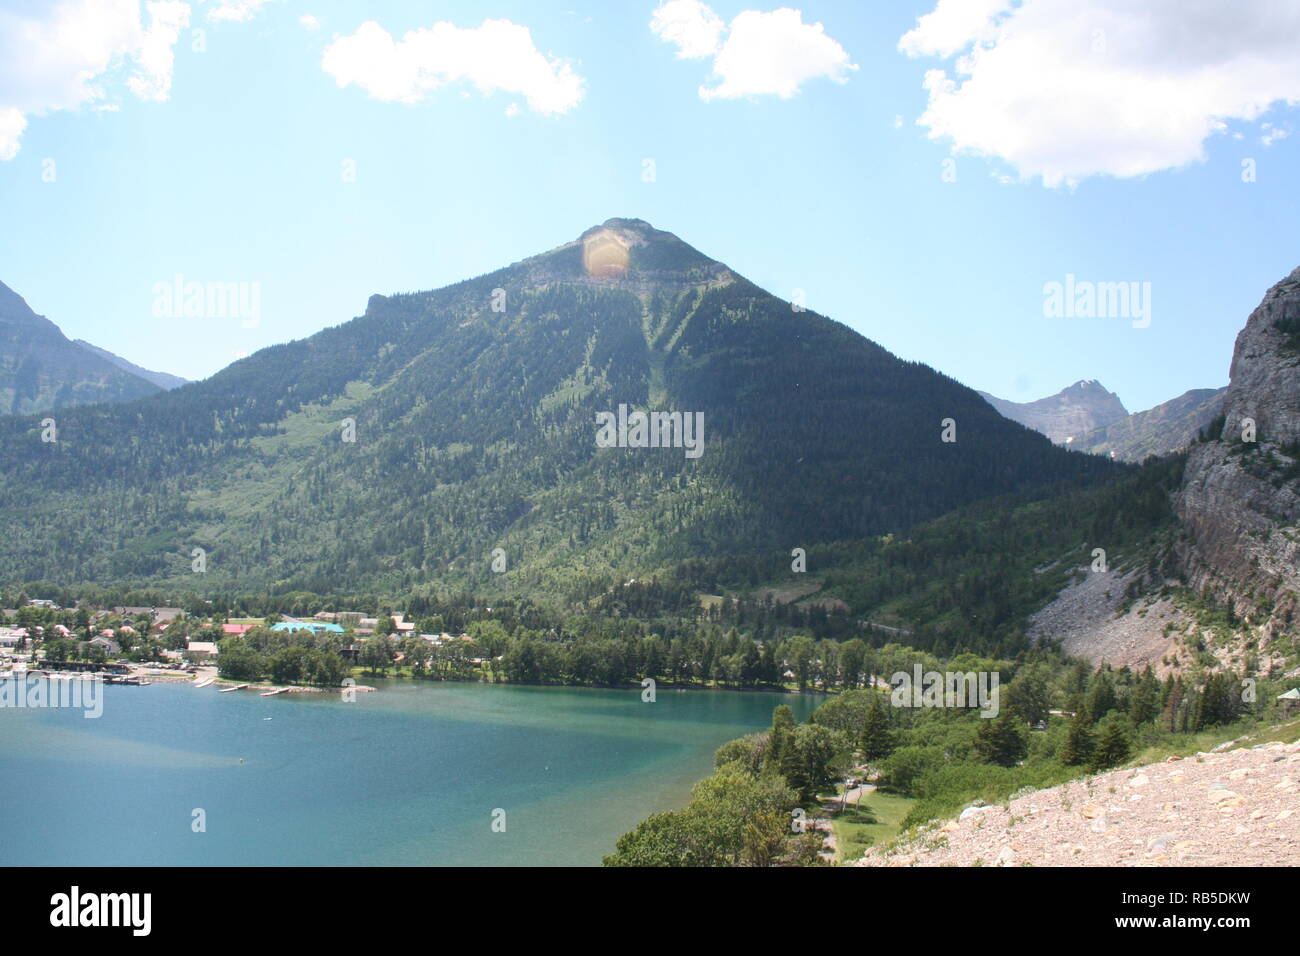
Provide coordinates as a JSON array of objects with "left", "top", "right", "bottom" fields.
[{"left": 1175, "top": 265, "right": 1300, "bottom": 634}]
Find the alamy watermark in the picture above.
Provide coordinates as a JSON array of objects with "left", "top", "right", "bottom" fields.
[
  {"left": 1, "top": 670, "right": 103, "bottom": 718},
  {"left": 1043, "top": 274, "right": 1151, "bottom": 328},
  {"left": 49, "top": 886, "right": 150, "bottom": 936},
  {"left": 890, "top": 666, "right": 1000, "bottom": 718},
  {"left": 595, "top": 404, "right": 704, "bottom": 459},
  {"left": 153, "top": 274, "right": 261, "bottom": 328}
]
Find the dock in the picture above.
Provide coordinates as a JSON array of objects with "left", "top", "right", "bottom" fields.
[{"left": 218, "top": 683, "right": 248, "bottom": 693}]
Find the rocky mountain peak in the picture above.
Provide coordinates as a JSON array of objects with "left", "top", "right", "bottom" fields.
[
  {"left": 979, "top": 380, "right": 1129, "bottom": 445},
  {"left": 1217, "top": 265, "right": 1300, "bottom": 445},
  {"left": 517, "top": 217, "right": 733, "bottom": 294}
]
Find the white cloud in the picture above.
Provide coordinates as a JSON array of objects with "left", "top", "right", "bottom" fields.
[
  {"left": 652, "top": 3, "right": 855, "bottom": 101},
  {"left": 128, "top": 1, "right": 191, "bottom": 102},
  {"left": 900, "top": 0, "right": 1300, "bottom": 187},
  {"left": 321, "top": 19, "right": 584, "bottom": 115},
  {"left": 299, "top": 14, "right": 320, "bottom": 32},
  {"left": 898, "top": 0, "right": 1010, "bottom": 59},
  {"left": 0, "top": 0, "right": 191, "bottom": 159},
  {"left": 0, "top": 108, "right": 26, "bottom": 161},
  {"left": 650, "top": 0, "right": 724, "bottom": 59},
  {"left": 1261, "top": 122, "right": 1290, "bottom": 147},
  {"left": 205, "top": 0, "right": 277, "bottom": 23}
]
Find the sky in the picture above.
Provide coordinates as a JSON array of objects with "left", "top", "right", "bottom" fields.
[{"left": 1, "top": 0, "right": 1299, "bottom": 412}]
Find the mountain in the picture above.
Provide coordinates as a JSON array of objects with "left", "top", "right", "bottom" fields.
[
  {"left": 1176, "top": 264, "right": 1300, "bottom": 636},
  {"left": 979, "top": 380, "right": 1129, "bottom": 445},
  {"left": 1071, "top": 387, "right": 1227, "bottom": 461},
  {"left": 1015, "top": 265, "right": 1300, "bottom": 675},
  {"left": 73, "top": 340, "right": 188, "bottom": 391},
  {"left": 0, "top": 280, "right": 163, "bottom": 414},
  {"left": 0, "top": 218, "right": 1117, "bottom": 596}
]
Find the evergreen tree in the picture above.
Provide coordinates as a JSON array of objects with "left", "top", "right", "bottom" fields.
[
  {"left": 974, "top": 713, "right": 1027, "bottom": 767},
  {"left": 1058, "top": 714, "right": 1094, "bottom": 766},
  {"left": 859, "top": 694, "right": 896, "bottom": 762},
  {"left": 1197, "top": 672, "right": 1240, "bottom": 728},
  {"left": 1089, "top": 722, "right": 1131, "bottom": 772},
  {"left": 1127, "top": 667, "right": 1159, "bottom": 725},
  {"left": 768, "top": 705, "right": 795, "bottom": 771},
  {"left": 1161, "top": 677, "right": 1185, "bottom": 732},
  {"left": 1084, "top": 667, "right": 1117, "bottom": 723}
]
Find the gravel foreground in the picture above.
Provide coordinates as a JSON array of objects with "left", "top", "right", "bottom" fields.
[{"left": 851, "top": 738, "right": 1300, "bottom": 867}]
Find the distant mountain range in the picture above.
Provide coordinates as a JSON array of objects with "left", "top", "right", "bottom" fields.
[
  {"left": 981, "top": 379, "right": 1228, "bottom": 462},
  {"left": 978, "top": 379, "right": 1129, "bottom": 445},
  {"left": 0, "top": 218, "right": 1115, "bottom": 595},
  {"left": 0, "top": 279, "right": 187, "bottom": 415},
  {"left": 1071, "top": 387, "right": 1227, "bottom": 461},
  {"left": 72, "top": 339, "right": 188, "bottom": 391}
]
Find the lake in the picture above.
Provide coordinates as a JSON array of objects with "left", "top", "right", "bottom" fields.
[{"left": 0, "top": 678, "right": 815, "bottom": 866}]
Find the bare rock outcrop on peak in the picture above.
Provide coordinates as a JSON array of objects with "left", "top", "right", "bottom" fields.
[{"left": 1175, "top": 265, "right": 1300, "bottom": 639}]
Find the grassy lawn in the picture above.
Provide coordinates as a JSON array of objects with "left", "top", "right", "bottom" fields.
[{"left": 832, "top": 790, "right": 915, "bottom": 863}]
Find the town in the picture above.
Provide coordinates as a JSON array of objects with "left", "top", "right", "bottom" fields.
[{"left": 0, "top": 597, "right": 488, "bottom": 692}]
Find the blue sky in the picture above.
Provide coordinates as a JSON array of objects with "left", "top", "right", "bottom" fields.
[{"left": 1, "top": 0, "right": 1299, "bottom": 412}]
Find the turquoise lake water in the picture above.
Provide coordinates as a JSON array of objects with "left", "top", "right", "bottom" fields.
[{"left": 0, "top": 679, "right": 814, "bottom": 866}]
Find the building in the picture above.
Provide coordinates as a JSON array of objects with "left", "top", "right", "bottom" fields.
[
  {"left": 222, "top": 623, "right": 255, "bottom": 636},
  {"left": 1279, "top": 688, "right": 1300, "bottom": 716},
  {"left": 271, "top": 620, "right": 345, "bottom": 635},
  {"left": 112, "top": 606, "right": 184, "bottom": 623},
  {"left": 185, "top": 641, "right": 220, "bottom": 660},
  {"left": 88, "top": 636, "right": 121, "bottom": 656}
]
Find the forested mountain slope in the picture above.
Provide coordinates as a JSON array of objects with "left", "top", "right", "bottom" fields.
[
  {"left": 1073, "top": 387, "right": 1226, "bottom": 462},
  {"left": 0, "top": 219, "right": 1116, "bottom": 597},
  {"left": 73, "top": 339, "right": 189, "bottom": 391}
]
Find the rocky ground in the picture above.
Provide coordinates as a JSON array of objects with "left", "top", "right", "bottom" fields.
[
  {"left": 1029, "top": 567, "right": 1187, "bottom": 672},
  {"left": 851, "top": 734, "right": 1300, "bottom": 867}
]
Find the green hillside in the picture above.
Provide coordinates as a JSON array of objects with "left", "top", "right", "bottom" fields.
[{"left": 0, "top": 219, "right": 1117, "bottom": 599}]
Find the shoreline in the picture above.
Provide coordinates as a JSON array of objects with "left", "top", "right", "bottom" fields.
[
  {"left": 348, "top": 670, "right": 831, "bottom": 696},
  {"left": 14, "top": 659, "right": 830, "bottom": 699}
]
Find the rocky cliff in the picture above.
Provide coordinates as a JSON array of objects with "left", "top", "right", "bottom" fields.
[{"left": 1175, "top": 265, "right": 1300, "bottom": 638}]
